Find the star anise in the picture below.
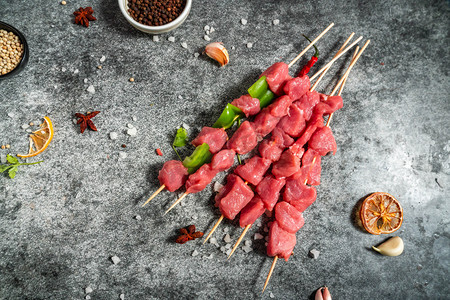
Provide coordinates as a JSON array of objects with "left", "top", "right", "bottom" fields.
[
  {"left": 175, "top": 225, "right": 204, "bottom": 244},
  {"left": 75, "top": 111, "right": 100, "bottom": 133},
  {"left": 73, "top": 7, "right": 97, "bottom": 28}
]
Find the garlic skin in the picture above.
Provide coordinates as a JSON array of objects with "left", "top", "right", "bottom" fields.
[
  {"left": 204, "top": 42, "right": 229, "bottom": 67},
  {"left": 372, "top": 236, "right": 404, "bottom": 256},
  {"left": 315, "top": 287, "right": 332, "bottom": 300}
]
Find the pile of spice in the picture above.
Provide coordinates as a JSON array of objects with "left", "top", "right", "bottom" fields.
[
  {"left": 0, "top": 29, "right": 24, "bottom": 75},
  {"left": 127, "top": 0, "right": 186, "bottom": 26}
]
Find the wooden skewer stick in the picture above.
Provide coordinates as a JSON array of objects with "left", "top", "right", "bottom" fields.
[
  {"left": 203, "top": 215, "right": 224, "bottom": 244},
  {"left": 288, "top": 23, "right": 335, "bottom": 68},
  {"left": 310, "top": 35, "right": 363, "bottom": 81},
  {"left": 164, "top": 192, "right": 189, "bottom": 215},
  {"left": 142, "top": 184, "right": 166, "bottom": 207},
  {"left": 262, "top": 256, "right": 278, "bottom": 293},
  {"left": 227, "top": 36, "right": 355, "bottom": 259},
  {"left": 227, "top": 224, "right": 251, "bottom": 259},
  {"left": 263, "top": 42, "right": 370, "bottom": 293}
]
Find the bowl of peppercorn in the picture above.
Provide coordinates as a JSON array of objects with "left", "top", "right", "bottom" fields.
[
  {"left": 119, "top": 0, "right": 192, "bottom": 34},
  {"left": 0, "top": 21, "right": 29, "bottom": 80}
]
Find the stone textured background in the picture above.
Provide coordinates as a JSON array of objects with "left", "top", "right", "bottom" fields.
[{"left": 0, "top": 0, "right": 449, "bottom": 299}]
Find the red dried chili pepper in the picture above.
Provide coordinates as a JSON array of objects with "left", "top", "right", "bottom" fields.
[
  {"left": 156, "top": 148, "right": 163, "bottom": 156},
  {"left": 299, "top": 35, "right": 319, "bottom": 77}
]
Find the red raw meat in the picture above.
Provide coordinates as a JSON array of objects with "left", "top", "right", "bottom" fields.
[
  {"left": 158, "top": 160, "right": 189, "bottom": 192},
  {"left": 191, "top": 127, "right": 228, "bottom": 154},
  {"left": 251, "top": 109, "right": 281, "bottom": 139},
  {"left": 256, "top": 175, "right": 286, "bottom": 211},
  {"left": 258, "top": 139, "right": 283, "bottom": 162},
  {"left": 260, "top": 62, "right": 292, "bottom": 96},
  {"left": 294, "top": 148, "right": 322, "bottom": 186},
  {"left": 231, "top": 95, "right": 261, "bottom": 117},
  {"left": 296, "top": 91, "right": 320, "bottom": 121},
  {"left": 290, "top": 113, "right": 324, "bottom": 153},
  {"left": 309, "top": 127, "right": 337, "bottom": 156},
  {"left": 186, "top": 164, "right": 219, "bottom": 194},
  {"left": 283, "top": 178, "right": 317, "bottom": 212},
  {"left": 275, "top": 201, "right": 305, "bottom": 233},
  {"left": 234, "top": 156, "right": 272, "bottom": 186},
  {"left": 239, "top": 196, "right": 266, "bottom": 227},
  {"left": 211, "top": 149, "right": 235, "bottom": 171},
  {"left": 267, "top": 221, "right": 296, "bottom": 261},
  {"left": 314, "top": 95, "right": 343, "bottom": 116},
  {"left": 271, "top": 127, "right": 294, "bottom": 148},
  {"left": 283, "top": 75, "right": 311, "bottom": 101},
  {"left": 227, "top": 121, "right": 258, "bottom": 154},
  {"left": 272, "top": 148, "right": 303, "bottom": 178},
  {"left": 217, "top": 174, "right": 254, "bottom": 220},
  {"left": 277, "top": 104, "right": 306, "bottom": 137},
  {"left": 267, "top": 95, "right": 293, "bottom": 117}
]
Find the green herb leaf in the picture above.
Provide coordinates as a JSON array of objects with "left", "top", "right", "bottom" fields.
[
  {"left": 6, "top": 154, "right": 19, "bottom": 165},
  {"left": 0, "top": 165, "right": 12, "bottom": 173},
  {"left": 8, "top": 166, "right": 18, "bottom": 179},
  {"left": 173, "top": 127, "right": 188, "bottom": 148}
]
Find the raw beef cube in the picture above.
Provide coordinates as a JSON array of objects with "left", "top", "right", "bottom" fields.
[
  {"left": 260, "top": 62, "right": 291, "bottom": 95},
  {"left": 158, "top": 160, "right": 189, "bottom": 192},
  {"left": 227, "top": 121, "right": 258, "bottom": 154},
  {"left": 296, "top": 91, "right": 320, "bottom": 121},
  {"left": 251, "top": 109, "right": 281, "bottom": 138},
  {"left": 309, "top": 127, "right": 337, "bottom": 156},
  {"left": 234, "top": 156, "right": 271, "bottom": 186},
  {"left": 272, "top": 149, "right": 302, "bottom": 179},
  {"left": 231, "top": 95, "right": 261, "bottom": 117},
  {"left": 192, "top": 127, "right": 228, "bottom": 154},
  {"left": 211, "top": 149, "right": 235, "bottom": 171},
  {"left": 283, "top": 178, "right": 317, "bottom": 212},
  {"left": 314, "top": 95, "right": 343, "bottom": 116},
  {"left": 275, "top": 201, "right": 305, "bottom": 233},
  {"left": 267, "top": 95, "right": 292, "bottom": 117},
  {"left": 256, "top": 175, "right": 286, "bottom": 211},
  {"left": 283, "top": 75, "right": 310, "bottom": 101},
  {"left": 258, "top": 139, "right": 283, "bottom": 162},
  {"left": 277, "top": 104, "right": 306, "bottom": 137},
  {"left": 271, "top": 127, "right": 294, "bottom": 148},
  {"left": 218, "top": 174, "right": 254, "bottom": 220},
  {"left": 239, "top": 196, "right": 266, "bottom": 227},
  {"left": 186, "top": 164, "right": 219, "bottom": 194},
  {"left": 267, "top": 221, "right": 296, "bottom": 261}
]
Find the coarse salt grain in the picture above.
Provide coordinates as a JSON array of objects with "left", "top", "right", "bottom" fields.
[
  {"left": 210, "top": 27, "right": 215, "bottom": 33},
  {"left": 127, "top": 123, "right": 134, "bottom": 129},
  {"left": 7, "top": 112, "right": 15, "bottom": 118},
  {"left": 246, "top": 42, "right": 253, "bottom": 48},
  {"left": 223, "top": 234, "right": 232, "bottom": 243},
  {"left": 272, "top": 19, "right": 280, "bottom": 25},
  {"left": 84, "top": 78, "right": 88, "bottom": 83},
  {"left": 100, "top": 55, "right": 106, "bottom": 62},
  {"left": 120, "top": 294, "right": 125, "bottom": 300},
  {"left": 110, "top": 132, "right": 118, "bottom": 140},
  {"left": 153, "top": 35, "right": 159, "bottom": 42},
  {"left": 192, "top": 250, "right": 199, "bottom": 257},
  {"left": 132, "top": 116, "right": 137, "bottom": 121},
  {"left": 135, "top": 215, "right": 142, "bottom": 220},
  {"left": 21, "top": 124, "right": 30, "bottom": 129},
  {"left": 119, "top": 152, "right": 128, "bottom": 159},
  {"left": 87, "top": 85, "right": 95, "bottom": 93},
  {"left": 127, "top": 127, "right": 137, "bottom": 136},
  {"left": 204, "top": 35, "right": 211, "bottom": 41},
  {"left": 269, "top": 292, "right": 275, "bottom": 298},
  {"left": 231, "top": 46, "right": 235, "bottom": 50},
  {"left": 111, "top": 255, "right": 121, "bottom": 264},
  {"left": 61, "top": 67, "right": 66, "bottom": 72},
  {"left": 254, "top": 233, "right": 264, "bottom": 240},
  {"left": 244, "top": 240, "right": 252, "bottom": 246},
  {"left": 204, "top": 25, "right": 210, "bottom": 31},
  {"left": 85, "top": 287, "right": 93, "bottom": 294},
  {"left": 214, "top": 181, "right": 224, "bottom": 192},
  {"left": 309, "top": 249, "right": 320, "bottom": 259},
  {"left": 241, "top": 18, "right": 247, "bottom": 25},
  {"left": 225, "top": 243, "right": 231, "bottom": 249},
  {"left": 85, "top": 296, "right": 91, "bottom": 300},
  {"left": 225, "top": 249, "right": 232, "bottom": 256},
  {"left": 178, "top": 95, "right": 183, "bottom": 100},
  {"left": 209, "top": 237, "right": 217, "bottom": 244},
  {"left": 181, "top": 42, "right": 188, "bottom": 49},
  {"left": 242, "top": 246, "right": 252, "bottom": 253},
  {"left": 74, "top": 69, "right": 79, "bottom": 74},
  {"left": 206, "top": 30, "right": 210, "bottom": 35},
  {"left": 194, "top": 52, "right": 200, "bottom": 58},
  {"left": 223, "top": 227, "right": 229, "bottom": 233},
  {"left": 168, "top": 36, "right": 175, "bottom": 42}
]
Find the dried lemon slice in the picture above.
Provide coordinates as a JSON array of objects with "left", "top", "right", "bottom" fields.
[
  {"left": 360, "top": 192, "right": 403, "bottom": 235},
  {"left": 17, "top": 116, "right": 54, "bottom": 158}
]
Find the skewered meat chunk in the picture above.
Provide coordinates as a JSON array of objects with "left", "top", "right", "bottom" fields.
[
  {"left": 296, "top": 91, "right": 320, "bottom": 121},
  {"left": 251, "top": 109, "right": 281, "bottom": 138},
  {"left": 283, "top": 75, "right": 311, "bottom": 101},
  {"left": 239, "top": 196, "right": 266, "bottom": 227},
  {"left": 309, "top": 127, "right": 337, "bottom": 156},
  {"left": 260, "top": 62, "right": 292, "bottom": 95},
  {"left": 274, "top": 201, "right": 305, "bottom": 233},
  {"left": 192, "top": 127, "right": 228, "bottom": 154},
  {"left": 272, "top": 148, "right": 303, "bottom": 179},
  {"left": 267, "top": 95, "right": 293, "bottom": 117},
  {"left": 231, "top": 95, "right": 261, "bottom": 117},
  {"left": 217, "top": 174, "right": 254, "bottom": 220},
  {"left": 211, "top": 149, "right": 236, "bottom": 171},
  {"left": 299, "top": 150, "right": 322, "bottom": 186},
  {"left": 235, "top": 156, "right": 272, "bottom": 186},
  {"left": 283, "top": 178, "right": 317, "bottom": 212},
  {"left": 271, "top": 127, "right": 294, "bottom": 148},
  {"left": 277, "top": 104, "right": 306, "bottom": 138},
  {"left": 158, "top": 160, "right": 189, "bottom": 192},
  {"left": 186, "top": 164, "right": 219, "bottom": 194},
  {"left": 267, "top": 221, "right": 296, "bottom": 261},
  {"left": 227, "top": 121, "right": 258, "bottom": 154},
  {"left": 256, "top": 175, "right": 286, "bottom": 211},
  {"left": 258, "top": 139, "right": 283, "bottom": 162},
  {"left": 290, "top": 113, "right": 324, "bottom": 153},
  {"left": 314, "top": 95, "right": 343, "bottom": 116}
]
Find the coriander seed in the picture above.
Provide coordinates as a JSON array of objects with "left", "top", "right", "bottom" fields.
[{"left": 0, "top": 29, "right": 24, "bottom": 76}]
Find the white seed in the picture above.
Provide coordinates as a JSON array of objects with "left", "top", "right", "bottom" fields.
[
  {"left": 372, "top": 236, "right": 404, "bottom": 256},
  {"left": 61, "top": 1, "right": 67, "bottom": 5},
  {"left": 241, "top": 18, "right": 247, "bottom": 25}
]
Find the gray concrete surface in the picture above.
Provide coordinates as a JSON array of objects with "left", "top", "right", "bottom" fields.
[{"left": 0, "top": 0, "right": 449, "bottom": 299}]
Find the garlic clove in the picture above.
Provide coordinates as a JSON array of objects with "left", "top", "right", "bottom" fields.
[
  {"left": 315, "top": 287, "right": 332, "bottom": 300},
  {"left": 372, "top": 236, "right": 404, "bottom": 256},
  {"left": 204, "top": 42, "right": 229, "bottom": 67}
]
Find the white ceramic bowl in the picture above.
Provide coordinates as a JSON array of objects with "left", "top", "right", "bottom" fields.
[{"left": 118, "top": 0, "right": 192, "bottom": 34}]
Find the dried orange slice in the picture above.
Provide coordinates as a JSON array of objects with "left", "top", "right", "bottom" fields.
[
  {"left": 17, "top": 116, "right": 54, "bottom": 158},
  {"left": 360, "top": 192, "right": 403, "bottom": 235}
]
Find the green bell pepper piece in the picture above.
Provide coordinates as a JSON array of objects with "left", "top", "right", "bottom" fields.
[
  {"left": 212, "top": 104, "right": 243, "bottom": 129},
  {"left": 248, "top": 76, "right": 269, "bottom": 99},
  {"left": 258, "top": 89, "right": 275, "bottom": 108},
  {"left": 183, "top": 143, "right": 212, "bottom": 173}
]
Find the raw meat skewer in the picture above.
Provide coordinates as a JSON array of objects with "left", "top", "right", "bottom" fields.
[
  {"left": 263, "top": 40, "right": 370, "bottom": 293},
  {"left": 143, "top": 24, "right": 335, "bottom": 209},
  {"left": 227, "top": 33, "right": 356, "bottom": 259}
]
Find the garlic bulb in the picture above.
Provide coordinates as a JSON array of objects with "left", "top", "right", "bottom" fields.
[
  {"left": 372, "top": 236, "right": 404, "bottom": 256},
  {"left": 204, "top": 42, "right": 229, "bottom": 67},
  {"left": 315, "top": 286, "right": 332, "bottom": 300}
]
